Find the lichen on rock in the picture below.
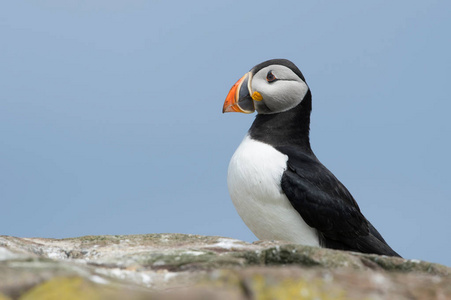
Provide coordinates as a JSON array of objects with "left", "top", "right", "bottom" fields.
[{"left": 0, "top": 234, "right": 450, "bottom": 299}]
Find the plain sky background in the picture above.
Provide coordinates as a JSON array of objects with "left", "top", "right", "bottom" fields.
[{"left": 1, "top": 1, "right": 450, "bottom": 266}]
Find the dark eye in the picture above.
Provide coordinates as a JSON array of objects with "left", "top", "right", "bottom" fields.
[{"left": 266, "top": 71, "right": 277, "bottom": 82}]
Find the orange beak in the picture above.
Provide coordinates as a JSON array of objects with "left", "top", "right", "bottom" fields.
[{"left": 223, "top": 72, "right": 255, "bottom": 114}]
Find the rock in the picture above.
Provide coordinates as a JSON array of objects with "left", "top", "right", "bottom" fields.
[{"left": 0, "top": 234, "right": 449, "bottom": 299}]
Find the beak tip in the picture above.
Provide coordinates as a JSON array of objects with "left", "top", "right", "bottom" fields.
[{"left": 222, "top": 105, "right": 234, "bottom": 113}]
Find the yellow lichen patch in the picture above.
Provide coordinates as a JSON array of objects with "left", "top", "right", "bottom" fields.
[
  {"left": 0, "top": 293, "right": 12, "bottom": 300},
  {"left": 251, "top": 275, "right": 346, "bottom": 300},
  {"left": 20, "top": 277, "right": 105, "bottom": 300}
]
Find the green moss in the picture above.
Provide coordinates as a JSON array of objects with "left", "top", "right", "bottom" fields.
[
  {"left": 364, "top": 256, "right": 450, "bottom": 276},
  {"left": 64, "top": 235, "right": 123, "bottom": 247},
  {"left": 232, "top": 249, "right": 265, "bottom": 265},
  {"left": 263, "top": 245, "right": 320, "bottom": 267}
]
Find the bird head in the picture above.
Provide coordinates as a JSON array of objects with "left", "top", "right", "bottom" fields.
[{"left": 223, "top": 59, "right": 309, "bottom": 114}]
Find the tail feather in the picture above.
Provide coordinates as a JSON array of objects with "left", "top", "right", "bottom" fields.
[{"left": 321, "top": 221, "right": 402, "bottom": 257}]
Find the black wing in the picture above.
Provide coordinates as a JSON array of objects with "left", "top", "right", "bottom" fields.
[{"left": 277, "top": 146, "right": 401, "bottom": 257}]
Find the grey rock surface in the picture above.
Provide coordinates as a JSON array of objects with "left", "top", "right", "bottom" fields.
[{"left": 1, "top": 234, "right": 449, "bottom": 299}]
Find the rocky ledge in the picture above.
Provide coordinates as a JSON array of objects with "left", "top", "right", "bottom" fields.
[{"left": 0, "top": 234, "right": 449, "bottom": 299}]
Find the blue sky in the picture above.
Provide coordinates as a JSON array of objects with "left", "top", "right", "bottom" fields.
[{"left": 1, "top": 1, "right": 450, "bottom": 266}]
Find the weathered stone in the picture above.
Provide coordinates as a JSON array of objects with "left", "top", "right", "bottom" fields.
[{"left": 0, "top": 234, "right": 449, "bottom": 299}]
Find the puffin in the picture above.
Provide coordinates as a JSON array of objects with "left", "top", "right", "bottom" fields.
[{"left": 223, "top": 59, "right": 400, "bottom": 257}]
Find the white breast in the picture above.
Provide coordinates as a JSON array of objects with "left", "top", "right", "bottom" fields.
[{"left": 227, "top": 135, "right": 320, "bottom": 247}]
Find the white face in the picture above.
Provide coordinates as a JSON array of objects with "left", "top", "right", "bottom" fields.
[{"left": 251, "top": 65, "right": 309, "bottom": 114}]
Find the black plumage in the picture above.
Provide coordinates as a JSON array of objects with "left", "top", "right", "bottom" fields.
[{"left": 247, "top": 62, "right": 401, "bottom": 257}]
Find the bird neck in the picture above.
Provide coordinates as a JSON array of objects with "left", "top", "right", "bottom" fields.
[{"left": 248, "top": 90, "right": 313, "bottom": 153}]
